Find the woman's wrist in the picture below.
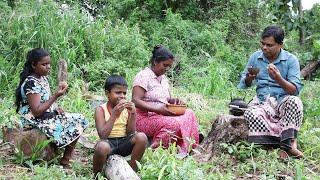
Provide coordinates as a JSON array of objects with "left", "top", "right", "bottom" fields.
[{"left": 52, "top": 93, "right": 59, "bottom": 100}]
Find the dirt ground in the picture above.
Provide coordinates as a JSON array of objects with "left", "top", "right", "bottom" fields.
[{"left": 0, "top": 136, "right": 95, "bottom": 179}]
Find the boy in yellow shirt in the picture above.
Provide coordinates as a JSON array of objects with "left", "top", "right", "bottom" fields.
[{"left": 93, "top": 75, "right": 148, "bottom": 175}]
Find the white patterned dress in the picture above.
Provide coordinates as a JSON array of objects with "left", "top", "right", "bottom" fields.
[{"left": 19, "top": 76, "right": 88, "bottom": 148}]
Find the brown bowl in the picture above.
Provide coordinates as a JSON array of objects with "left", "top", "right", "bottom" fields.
[
  {"left": 166, "top": 104, "right": 186, "bottom": 115},
  {"left": 248, "top": 67, "right": 260, "bottom": 75}
]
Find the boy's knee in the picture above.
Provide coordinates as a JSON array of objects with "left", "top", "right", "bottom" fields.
[
  {"left": 134, "top": 132, "right": 148, "bottom": 145},
  {"left": 94, "top": 141, "right": 111, "bottom": 155}
]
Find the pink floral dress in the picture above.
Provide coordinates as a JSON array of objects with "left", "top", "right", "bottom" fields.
[{"left": 133, "top": 67, "right": 199, "bottom": 154}]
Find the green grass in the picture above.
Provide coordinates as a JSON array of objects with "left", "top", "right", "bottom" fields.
[
  {"left": 0, "top": 0, "right": 319, "bottom": 179},
  {"left": 1, "top": 80, "right": 319, "bottom": 179}
]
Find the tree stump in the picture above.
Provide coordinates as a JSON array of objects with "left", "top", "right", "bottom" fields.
[
  {"left": 104, "top": 155, "right": 140, "bottom": 180},
  {"left": 57, "top": 59, "right": 68, "bottom": 83},
  {"left": 300, "top": 60, "right": 320, "bottom": 80},
  {"left": 193, "top": 115, "right": 248, "bottom": 162},
  {"left": 2, "top": 127, "right": 57, "bottom": 161}
]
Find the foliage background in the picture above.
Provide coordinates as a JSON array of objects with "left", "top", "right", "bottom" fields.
[{"left": 0, "top": 0, "right": 319, "bottom": 179}]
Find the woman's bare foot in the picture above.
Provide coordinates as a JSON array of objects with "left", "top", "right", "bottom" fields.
[{"left": 150, "top": 141, "right": 160, "bottom": 150}]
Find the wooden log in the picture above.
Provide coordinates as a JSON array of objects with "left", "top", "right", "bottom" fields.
[
  {"left": 58, "top": 59, "right": 68, "bottom": 83},
  {"left": 193, "top": 115, "right": 248, "bottom": 162},
  {"left": 2, "top": 126, "right": 57, "bottom": 161},
  {"left": 104, "top": 155, "right": 140, "bottom": 180},
  {"left": 300, "top": 60, "right": 320, "bottom": 80}
]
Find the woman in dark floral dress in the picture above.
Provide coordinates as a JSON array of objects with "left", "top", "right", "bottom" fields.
[{"left": 15, "top": 48, "right": 88, "bottom": 168}]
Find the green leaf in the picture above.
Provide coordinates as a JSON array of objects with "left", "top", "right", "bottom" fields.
[{"left": 158, "top": 165, "right": 168, "bottom": 180}]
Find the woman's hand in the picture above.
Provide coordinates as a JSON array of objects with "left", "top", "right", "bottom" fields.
[
  {"left": 168, "top": 98, "right": 184, "bottom": 105},
  {"left": 55, "top": 107, "right": 64, "bottom": 114},
  {"left": 157, "top": 105, "right": 176, "bottom": 116},
  {"left": 54, "top": 82, "right": 68, "bottom": 98}
]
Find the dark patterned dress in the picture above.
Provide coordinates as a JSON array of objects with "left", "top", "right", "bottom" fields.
[{"left": 19, "top": 76, "right": 88, "bottom": 148}]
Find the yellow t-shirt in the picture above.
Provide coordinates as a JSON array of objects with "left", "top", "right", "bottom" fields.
[{"left": 100, "top": 103, "right": 128, "bottom": 138}]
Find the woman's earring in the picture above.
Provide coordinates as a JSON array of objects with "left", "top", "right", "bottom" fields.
[{"left": 31, "top": 62, "right": 37, "bottom": 70}]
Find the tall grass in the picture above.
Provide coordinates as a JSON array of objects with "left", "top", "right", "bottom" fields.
[
  {"left": 0, "top": 1, "right": 149, "bottom": 95},
  {"left": 0, "top": 1, "right": 253, "bottom": 97},
  {"left": 0, "top": 0, "right": 319, "bottom": 179}
]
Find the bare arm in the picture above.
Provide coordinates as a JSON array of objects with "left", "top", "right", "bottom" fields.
[
  {"left": 95, "top": 106, "right": 117, "bottom": 139},
  {"left": 132, "top": 86, "right": 160, "bottom": 112},
  {"left": 125, "top": 102, "right": 136, "bottom": 135},
  {"left": 276, "top": 78, "right": 297, "bottom": 95},
  {"left": 132, "top": 86, "right": 174, "bottom": 116},
  {"left": 27, "top": 82, "right": 67, "bottom": 117}
]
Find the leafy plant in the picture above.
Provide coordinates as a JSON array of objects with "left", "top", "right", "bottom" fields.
[
  {"left": 13, "top": 139, "right": 54, "bottom": 168},
  {"left": 0, "top": 0, "right": 320, "bottom": 179},
  {"left": 220, "top": 141, "right": 261, "bottom": 162}
]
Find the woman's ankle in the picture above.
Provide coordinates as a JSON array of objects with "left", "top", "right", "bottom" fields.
[
  {"left": 60, "top": 158, "right": 70, "bottom": 165},
  {"left": 150, "top": 141, "right": 160, "bottom": 149},
  {"left": 60, "top": 153, "right": 72, "bottom": 165}
]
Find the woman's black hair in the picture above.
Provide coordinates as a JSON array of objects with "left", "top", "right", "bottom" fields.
[
  {"left": 150, "top": 45, "right": 175, "bottom": 66},
  {"left": 15, "top": 48, "right": 49, "bottom": 113},
  {"left": 104, "top": 75, "right": 128, "bottom": 92},
  {"left": 261, "top": 25, "right": 285, "bottom": 45}
]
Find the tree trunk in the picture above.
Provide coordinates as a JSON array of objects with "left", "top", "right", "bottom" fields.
[
  {"left": 57, "top": 59, "right": 67, "bottom": 83},
  {"left": 298, "top": 0, "right": 305, "bottom": 45},
  {"left": 300, "top": 60, "right": 320, "bottom": 80},
  {"left": 2, "top": 127, "right": 57, "bottom": 161},
  {"left": 193, "top": 115, "right": 248, "bottom": 162},
  {"left": 104, "top": 155, "right": 140, "bottom": 180}
]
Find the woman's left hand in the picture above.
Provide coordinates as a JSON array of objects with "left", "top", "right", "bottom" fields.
[
  {"left": 54, "top": 82, "right": 68, "bottom": 98},
  {"left": 55, "top": 107, "right": 64, "bottom": 114},
  {"left": 168, "top": 98, "right": 184, "bottom": 105}
]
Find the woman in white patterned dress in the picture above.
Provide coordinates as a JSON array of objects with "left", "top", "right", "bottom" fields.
[{"left": 15, "top": 48, "right": 89, "bottom": 168}]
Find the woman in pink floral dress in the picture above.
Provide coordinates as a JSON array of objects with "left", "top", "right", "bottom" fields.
[{"left": 132, "top": 45, "right": 200, "bottom": 156}]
